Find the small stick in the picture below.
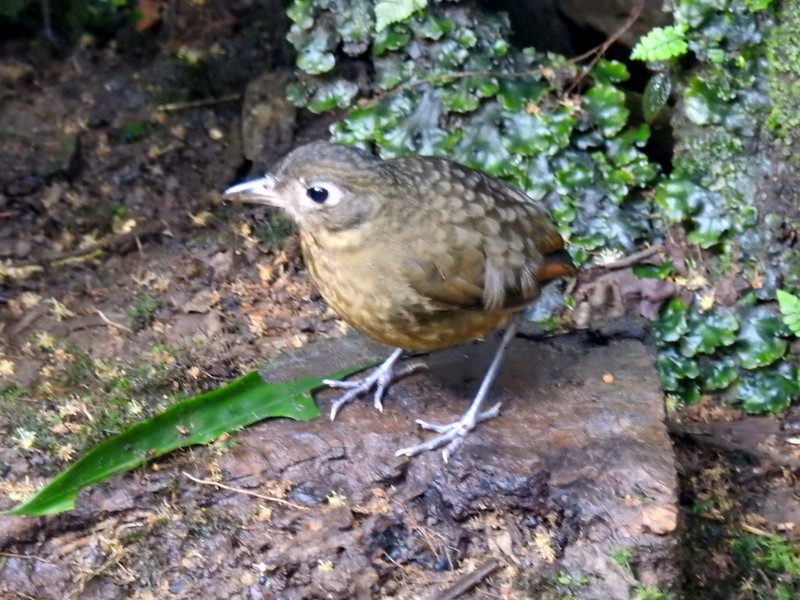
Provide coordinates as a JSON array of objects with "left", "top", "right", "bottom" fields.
[
  {"left": 182, "top": 472, "right": 309, "bottom": 510},
  {"left": 157, "top": 93, "right": 242, "bottom": 113},
  {"left": 596, "top": 245, "right": 664, "bottom": 270},
  {"left": 435, "top": 559, "right": 502, "bottom": 600},
  {"left": 95, "top": 309, "right": 133, "bottom": 333},
  {"left": 0, "top": 550, "right": 53, "bottom": 563},
  {"left": 13, "top": 223, "right": 164, "bottom": 269},
  {"left": 566, "top": 0, "right": 645, "bottom": 93},
  {"left": 740, "top": 523, "right": 781, "bottom": 539}
]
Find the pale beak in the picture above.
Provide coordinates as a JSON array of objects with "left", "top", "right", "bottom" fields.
[{"left": 223, "top": 175, "right": 278, "bottom": 205}]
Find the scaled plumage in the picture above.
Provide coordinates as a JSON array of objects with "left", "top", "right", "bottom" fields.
[{"left": 224, "top": 141, "right": 576, "bottom": 460}]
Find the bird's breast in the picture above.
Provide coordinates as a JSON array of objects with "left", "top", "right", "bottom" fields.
[{"left": 299, "top": 231, "right": 509, "bottom": 351}]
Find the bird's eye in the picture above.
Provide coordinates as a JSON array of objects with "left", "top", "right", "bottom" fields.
[{"left": 306, "top": 186, "right": 329, "bottom": 204}]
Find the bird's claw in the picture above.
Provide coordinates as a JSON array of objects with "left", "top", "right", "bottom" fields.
[
  {"left": 325, "top": 350, "right": 427, "bottom": 420},
  {"left": 395, "top": 402, "right": 502, "bottom": 461}
]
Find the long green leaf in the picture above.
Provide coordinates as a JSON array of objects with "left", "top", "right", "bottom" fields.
[{"left": 7, "top": 366, "right": 366, "bottom": 516}]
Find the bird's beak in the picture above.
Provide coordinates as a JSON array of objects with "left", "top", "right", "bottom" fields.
[{"left": 223, "top": 175, "right": 278, "bottom": 205}]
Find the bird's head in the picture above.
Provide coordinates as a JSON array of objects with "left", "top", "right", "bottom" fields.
[{"left": 224, "top": 141, "right": 396, "bottom": 233}]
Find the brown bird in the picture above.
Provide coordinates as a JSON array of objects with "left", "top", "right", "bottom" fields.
[{"left": 224, "top": 141, "right": 576, "bottom": 460}]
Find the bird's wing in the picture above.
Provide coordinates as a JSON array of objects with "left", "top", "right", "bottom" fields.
[{"left": 390, "top": 157, "right": 577, "bottom": 313}]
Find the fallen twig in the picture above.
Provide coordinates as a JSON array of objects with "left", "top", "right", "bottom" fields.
[
  {"left": 95, "top": 309, "right": 133, "bottom": 333},
  {"left": 0, "top": 551, "right": 53, "bottom": 564},
  {"left": 182, "top": 472, "right": 309, "bottom": 510},
  {"left": 13, "top": 223, "right": 166, "bottom": 270},
  {"left": 740, "top": 523, "right": 782, "bottom": 539},
  {"left": 435, "top": 559, "right": 502, "bottom": 600},
  {"left": 595, "top": 245, "right": 665, "bottom": 270},
  {"left": 157, "top": 93, "right": 241, "bottom": 113}
]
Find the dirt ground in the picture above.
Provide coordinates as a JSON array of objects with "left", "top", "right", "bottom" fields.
[{"left": 1, "top": 10, "right": 800, "bottom": 600}]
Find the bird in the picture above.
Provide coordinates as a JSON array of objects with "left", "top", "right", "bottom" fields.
[{"left": 224, "top": 141, "right": 576, "bottom": 460}]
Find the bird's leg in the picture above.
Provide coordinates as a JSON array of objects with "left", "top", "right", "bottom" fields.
[
  {"left": 395, "top": 319, "right": 519, "bottom": 462},
  {"left": 324, "top": 348, "right": 424, "bottom": 420}
]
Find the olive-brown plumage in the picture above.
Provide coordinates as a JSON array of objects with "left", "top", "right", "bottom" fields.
[{"left": 224, "top": 141, "right": 576, "bottom": 460}]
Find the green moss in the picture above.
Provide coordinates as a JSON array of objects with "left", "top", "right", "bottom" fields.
[
  {"left": 767, "top": 0, "right": 800, "bottom": 140},
  {"left": 643, "top": 0, "right": 799, "bottom": 412},
  {"left": 731, "top": 533, "right": 800, "bottom": 598},
  {"left": 611, "top": 546, "right": 634, "bottom": 572},
  {"left": 128, "top": 293, "right": 162, "bottom": 331},
  {"left": 254, "top": 212, "right": 296, "bottom": 248},
  {"left": 633, "top": 586, "right": 675, "bottom": 600},
  {"left": 515, "top": 570, "right": 590, "bottom": 599},
  {"left": 1, "top": 385, "right": 23, "bottom": 402}
]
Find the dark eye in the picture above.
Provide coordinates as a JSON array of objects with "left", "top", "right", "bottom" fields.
[{"left": 307, "top": 186, "right": 329, "bottom": 203}]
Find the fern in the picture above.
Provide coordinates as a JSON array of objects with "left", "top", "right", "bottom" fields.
[
  {"left": 631, "top": 25, "right": 689, "bottom": 62},
  {"left": 777, "top": 290, "right": 800, "bottom": 337}
]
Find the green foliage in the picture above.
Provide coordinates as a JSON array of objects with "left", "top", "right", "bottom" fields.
[
  {"left": 0, "top": 0, "right": 137, "bottom": 40},
  {"left": 731, "top": 534, "right": 800, "bottom": 598},
  {"left": 117, "top": 122, "right": 147, "bottom": 142},
  {"left": 646, "top": 0, "right": 798, "bottom": 413},
  {"left": 735, "top": 306, "right": 789, "bottom": 369},
  {"left": 6, "top": 365, "right": 368, "bottom": 516},
  {"left": 128, "top": 293, "right": 161, "bottom": 331},
  {"left": 284, "top": 0, "right": 797, "bottom": 414},
  {"left": 766, "top": 0, "right": 800, "bottom": 136},
  {"left": 610, "top": 546, "right": 634, "bottom": 572},
  {"left": 375, "top": 0, "right": 427, "bottom": 32},
  {"left": 255, "top": 212, "right": 296, "bottom": 249},
  {"left": 287, "top": 1, "right": 658, "bottom": 265},
  {"left": 643, "top": 73, "right": 672, "bottom": 122},
  {"left": 744, "top": 0, "right": 773, "bottom": 9},
  {"left": 631, "top": 25, "right": 689, "bottom": 62},
  {"left": 777, "top": 290, "right": 800, "bottom": 336},
  {"left": 632, "top": 586, "right": 674, "bottom": 600}
]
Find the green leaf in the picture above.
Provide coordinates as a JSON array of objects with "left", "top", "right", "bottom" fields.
[
  {"left": 294, "top": 25, "right": 336, "bottom": 75},
  {"left": 375, "top": 57, "right": 415, "bottom": 90},
  {"left": 736, "top": 306, "right": 789, "bottom": 369},
  {"left": 777, "top": 289, "right": 800, "bottom": 336},
  {"left": 372, "top": 23, "right": 412, "bottom": 55},
  {"left": 336, "top": 0, "right": 374, "bottom": 55},
  {"left": 736, "top": 365, "right": 799, "bottom": 413},
  {"left": 633, "top": 262, "right": 673, "bottom": 280},
  {"left": 687, "top": 193, "right": 731, "bottom": 248},
  {"left": 285, "top": 81, "right": 310, "bottom": 106},
  {"left": 306, "top": 79, "right": 359, "bottom": 113},
  {"left": 440, "top": 78, "right": 481, "bottom": 113},
  {"left": 657, "top": 347, "right": 699, "bottom": 391},
  {"left": 375, "top": 0, "right": 427, "bottom": 32},
  {"left": 655, "top": 298, "right": 689, "bottom": 343},
  {"left": 698, "top": 355, "right": 739, "bottom": 391},
  {"left": 7, "top": 366, "right": 368, "bottom": 516},
  {"left": 496, "top": 79, "right": 548, "bottom": 112},
  {"left": 591, "top": 60, "right": 630, "bottom": 84},
  {"left": 286, "top": 0, "right": 315, "bottom": 29},
  {"left": 654, "top": 176, "right": 694, "bottom": 223},
  {"left": 743, "top": 0, "right": 773, "bottom": 10},
  {"left": 676, "top": 380, "right": 701, "bottom": 404},
  {"left": 409, "top": 13, "right": 452, "bottom": 40},
  {"left": 680, "top": 310, "right": 739, "bottom": 356},
  {"left": 631, "top": 25, "right": 689, "bottom": 62},
  {"left": 643, "top": 73, "right": 672, "bottom": 122},
  {"left": 584, "top": 83, "right": 629, "bottom": 137}
]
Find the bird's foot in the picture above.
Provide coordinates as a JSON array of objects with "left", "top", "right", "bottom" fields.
[
  {"left": 395, "top": 402, "right": 502, "bottom": 462},
  {"left": 323, "top": 349, "right": 425, "bottom": 420}
]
